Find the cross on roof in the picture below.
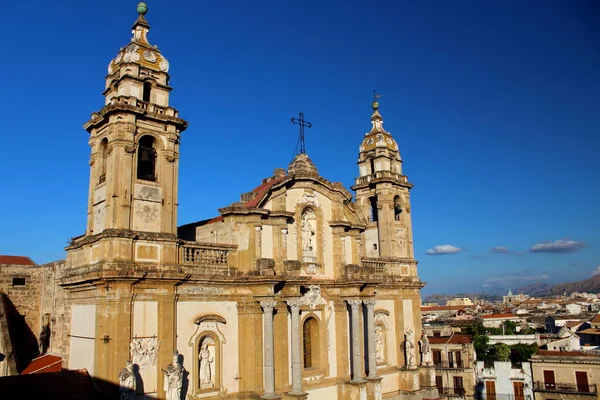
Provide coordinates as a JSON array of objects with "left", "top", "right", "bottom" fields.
[{"left": 291, "top": 112, "right": 312, "bottom": 155}]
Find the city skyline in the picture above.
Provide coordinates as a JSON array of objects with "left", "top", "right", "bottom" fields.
[{"left": 0, "top": 0, "right": 598, "bottom": 295}]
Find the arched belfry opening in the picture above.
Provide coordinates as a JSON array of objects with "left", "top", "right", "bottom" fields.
[
  {"left": 137, "top": 135, "right": 157, "bottom": 181},
  {"left": 369, "top": 196, "right": 378, "bottom": 222},
  {"left": 394, "top": 195, "right": 402, "bottom": 221},
  {"left": 98, "top": 138, "right": 108, "bottom": 184},
  {"left": 142, "top": 81, "right": 152, "bottom": 102}
]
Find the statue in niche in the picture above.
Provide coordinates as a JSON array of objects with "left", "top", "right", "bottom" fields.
[
  {"left": 301, "top": 209, "right": 316, "bottom": 257},
  {"left": 119, "top": 361, "right": 136, "bottom": 400},
  {"left": 198, "top": 337, "right": 215, "bottom": 388},
  {"left": 404, "top": 328, "right": 416, "bottom": 368},
  {"left": 419, "top": 332, "right": 433, "bottom": 366},
  {"left": 375, "top": 325, "right": 385, "bottom": 363},
  {"left": 162, "top": 350, "right": 184, "bottom": 400}
]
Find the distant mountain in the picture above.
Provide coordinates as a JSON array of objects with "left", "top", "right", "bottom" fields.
[{"left": 516, "top": 274, "right": 600, "bottom": 296}]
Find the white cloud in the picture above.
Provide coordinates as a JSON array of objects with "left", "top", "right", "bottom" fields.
[
  {"left": 426, "top": 245, "right": 464, "bottom": 255},
  {"left": 529, "top": 239, "right": 586, "bottom": 254},
  {"left": 592, "top": 266, "right": 600, "bottom": 276},
  {"left": 482, "top": 284, "right": 492, "bottom": 288},
  {"left": 490, "top": 246, "right": 510, "bottom": 254}
]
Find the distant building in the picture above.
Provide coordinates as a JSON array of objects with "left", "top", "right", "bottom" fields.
[
  {"left": 503, "top": 289, "right": 529, "bottom": 305},
  {"left": 475, "top": 361, "right": 533, "bottom": 400},
  {"left": 530, "top": 350, "right": 600, "bottom": 400},
  {"left": 429, "top": 333, "right": 476, "bottom": 398},
  {"left": 481, "top": 313, "right": 525, "bottom": 329},
  {"left": 447, "top": 297, "right": 474, "bottom": 306}
]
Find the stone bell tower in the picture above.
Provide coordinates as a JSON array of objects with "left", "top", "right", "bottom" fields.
[
  {"left": 352, "top": 101, "right": 415, "bottom": 260},
  {"left": 83, "top": 2, "right": 187, "bottom": 241}
]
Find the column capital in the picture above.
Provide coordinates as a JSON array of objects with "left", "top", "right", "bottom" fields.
[
  {"left": 260, "top": 299, "right": 277, "bottom": 311},
  {"left": 346, "top": 299, "right": 362, "bottom": 309},
  {"left": 363, "top": 299, "right": 377, "bottom": 307},
  {"left": 286, "top": 298, "right": 303, "bottom": 309}
]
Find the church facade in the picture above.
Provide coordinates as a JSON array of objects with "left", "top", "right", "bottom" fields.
[{"left": 48, "top": 3, "right": 437, "bottom": 399}]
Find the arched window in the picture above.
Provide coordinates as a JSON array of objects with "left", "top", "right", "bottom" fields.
[
  {"left": 302, "top": 317, "right": 321, "bottom": 369},
  {"left": 137, "top": 135, "right": 156, "bottom": 181},
  {"left": 370, "top": 158, "right": 375, "bottom": 174},
  {"left": 394, "top": 195, "right": 402, "bottom": 221},
  {"left": 143, "top": 81, "right": 152, "bottom": 102},
  {"left": 369, "top": 196, "right": 378, "bottom": 222},
  {"left": 98, "top": 138, "right": 108, "bottom": 184}
]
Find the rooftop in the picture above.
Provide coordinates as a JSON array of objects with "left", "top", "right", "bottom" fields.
[{"left": 0, "top": 255, "right": 36, "bottom": 266}]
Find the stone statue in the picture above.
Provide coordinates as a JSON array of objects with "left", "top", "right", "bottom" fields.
[
  {"left": 375, "top": 325, "right": 385, "bottom": 363},
  {"left": 301, "top": 214, "right": 315, "bottom": 253},
  {"left": 162, "top": 350, "right": 184, "bottom": 400},
  {"left": 419, "top": 332, "right": 433, "bottom": 366},
  {"left": 404, "top": 328, "right": 416, "bottom": 368},
  {"left": 198, "top": 341, "right": 214, "bottom": 387},
  {"left": 119, "top": 360, "right": 136, "bottom": 400}
]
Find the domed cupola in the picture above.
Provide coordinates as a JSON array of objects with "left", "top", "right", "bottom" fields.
[
  {"left": 359, "top": 101, "right": 399, "bottom": 153},
  {"left": 355, "top": 101, "right": 403, "bottom": 179},
  {"left": 107, "top": 2, "right": 169, "bottom": 75}
]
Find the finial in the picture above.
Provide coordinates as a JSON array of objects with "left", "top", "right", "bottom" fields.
[
  {"left": 137, "top": 2, "right": 148, "bottom": 16},
  {"left": 372, "top": 91, "right": 382, "bottom": 110}
]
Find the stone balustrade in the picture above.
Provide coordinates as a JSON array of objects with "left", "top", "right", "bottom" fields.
[
  {"left": 354, "top": 170, "right": 408, "bottom": 186},
  {"left": 361, "top": 258, "right": 410, "bottom": 276},
  {"left": 179, "top": 242, "right": 234, "bottom": 268}
]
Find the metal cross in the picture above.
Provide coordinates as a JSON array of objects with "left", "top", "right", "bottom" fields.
[{"left": 291, "top": 112, "right": 312, "bottom": 154}]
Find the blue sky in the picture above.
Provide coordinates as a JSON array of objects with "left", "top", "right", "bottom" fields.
[{"left": 0, "top": 1, "right": 598, "bottom": 295}]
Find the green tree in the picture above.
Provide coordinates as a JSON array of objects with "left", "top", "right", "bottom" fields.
[
  {"left": 489, "top": 343, "right": 511, "bottom": 361},
  {"left": 510, "top": 343, "right": 539, "bottom": 364},
  {"left": 473, "top": 335, "right": 490, "bottom": 361},
  {"left": 503, "top": 320, "right": 517, "bottom": 335}
]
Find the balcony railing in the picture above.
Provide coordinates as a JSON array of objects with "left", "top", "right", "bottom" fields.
[
  {"left": 533, "top": 381, "right": 597, "bottom": 394},
  {"left": 438, "top": 387, "right": 466, "bottom": 397},
  {"left": 179, "top": 242, "right": 236, "bottom": 276},
  {"left": 361, "top": 258, "right": 409, "bottom": 276},
  {"left": 435, "top": 361, "right": 469, "bottom": 369},
  {"left": 354, "top": 171, "right": 408, "bottom": 186}
]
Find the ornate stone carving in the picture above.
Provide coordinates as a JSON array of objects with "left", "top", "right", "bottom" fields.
[
  {"left": 124, "top": 145, "right": 136, "bottom": 154},
  {"left": 177, "top": 286, "right": 223, "bottom": 295},
  {"left": 282, "top": 228, "right": 288, "bottom": 248},
  {"left": 301, "top": 209, "right": 316, "bottom": 260},
  {"left": 130, "top": 337, "right": 159, "bottom": 371},
  {"left": 135, "top": 202, "right": 159, "bottom": 224},
  {"left": 144, "top": 50, "right": 157, "bottom": 63},
  {"left": 297, "top": 191, "right": 319, "bottom": 207},
  {"left": 375, "top": 324, "right": 385, "bottom": 364},
  {"left": 306, "top": 263, "right": 317, "bottom": 275},
  {"left": 302, "top": 285, "right": 322, "bottom": 310},
  {"left": 333, "top": 300, "right": 347, "bottom": 312},
  {"left": 347, "top": 299, "right": 362, "bottom": 309},
  {"left": 165, "top": 154, "right": 177, "bottom": 163},
  {"left": 260, "top": 299, "right": 277, "bottom": 311}
]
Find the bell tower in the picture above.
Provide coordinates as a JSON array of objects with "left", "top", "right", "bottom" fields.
[
  {"left": 83, "top": 2, "right": 187, "bottom": 239},
  {"left": 352, "top": 101, "right": 414, "bottom": 260}
]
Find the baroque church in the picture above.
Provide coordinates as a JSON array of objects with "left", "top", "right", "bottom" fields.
[{"left": 2, "top": 3, "right": 438, "bottom": 400}]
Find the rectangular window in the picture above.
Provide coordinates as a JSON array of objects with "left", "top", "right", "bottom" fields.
[
  {"left": 455, "top": 351, "right": 462, "bottom": 367},
  {"left": 435, "top": 376, "right": 443, "bottom": 392},
  {"left": 543, "top": 370, "right": 556, "bottom": 390},
  {"left": 453, "top": 376, "right": 464, "bottom": 396},
  {"left": 514, "top": 381, "right": 525, "bottom": 400},
  {"left": 12, "top": 277, "right": 26, "bottom": 286},
  {"left": 575, "top": 371, "right": 589, "bottom": 393},
  {"left": 433, "top": 350, "right": 442, "bottom": 365},
  {"left": 486, "top": 380, "right": 497, "bottom": 400}
]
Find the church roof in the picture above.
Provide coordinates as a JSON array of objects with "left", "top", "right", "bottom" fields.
[
  {"left": 107, "top": 3, "right": 169, "bottom": 75},
  {"left": 0, "top": 255, "right": 36, "bottom": 266},
  {"left": 20, "top": 354, "right": 63, "bottom": 374}
]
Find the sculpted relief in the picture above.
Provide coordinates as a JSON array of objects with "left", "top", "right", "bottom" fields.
[
  {"left": 301, "top": 209, "right": 316, "bottom": 261},
  {"left": 199, "top": 336, "right": 215, "bottom": 388}
]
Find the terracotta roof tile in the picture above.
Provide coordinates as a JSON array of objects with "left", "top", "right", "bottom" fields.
[
  {"left": 421, "top": 305, "right": 466, "bottom": 312},
  {"left": 243, "top": 175, "right": 286, "bottom": 208},
  {"left": 428, "top": 333, "right": 473, "bottom": 345},
  {"left": 481, "top": 313, "right": 517, "bottom": 319},
  {"left": 591, "top": 314, "right": 600, "bottom": 323},
  {"left": 0, "top": 255, "right": 36, "bottom": 266},
  {"left": 20, "top": 354, "right": 62, "bottom": 374},
  {"left": 565, "top": 320, "right": 584, "bottom": 328},
  {"left": 537, "top": 350, "right": 596, "bottom": 357},
  {"left": 578, "top": 328, "right": 600, "bottom": 335}
]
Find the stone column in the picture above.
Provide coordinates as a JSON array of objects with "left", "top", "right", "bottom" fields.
[
  {"left": 347, "top": 299, "right": 364, "bottom": 382},
  {"left": 261, "top": 299, "right": 278, "bottom": 399},
  {"left": 364, "top": 299, "right": 377, "bottom": 378},
  {"left": 286, "top": 299, "right": 303, "bottom": 395}
]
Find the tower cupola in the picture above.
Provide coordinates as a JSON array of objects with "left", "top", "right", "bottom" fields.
[{"left": 357, "top": 101, "right": 402, "bottom": 178}]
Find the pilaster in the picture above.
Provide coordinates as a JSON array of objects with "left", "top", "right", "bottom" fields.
[
  {"left": 237, "top": 300, "right": 264, "bottom": 392},
  {"left": 274, "top": 302, "right": 290, "bottom": 390},
  {"left": 156, "top": 285, "right": 176, "bottom": 400}
]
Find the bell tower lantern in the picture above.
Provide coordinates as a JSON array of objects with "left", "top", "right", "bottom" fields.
[
  {"left": 352, "top": 101, "right": 415, "bottom": 260},
  {"left": 82, "top": 2, "right": 188, "bottom": 239}
]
